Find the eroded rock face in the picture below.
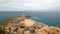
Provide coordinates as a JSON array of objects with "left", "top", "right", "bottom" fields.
[
  {"left": 24, "top": 19, "right": 35, "bottom": 27},
  {"left": 32, "top": 23, "right": 48, "bottom": 29},
  {"left": 0, "top": 14, "right": 60, "bottom": 34},
  {"left": 17, "top": 14, "right": 30, "bottom": 21},
  {"left": 3, "top": 18, "right": 15, "bottom": 26},
  {"left": 4, "top": 14, "right": 31, "bottom": 27},
  {"left": 38, "top": 26, "right": 60, "bottom": 34}
]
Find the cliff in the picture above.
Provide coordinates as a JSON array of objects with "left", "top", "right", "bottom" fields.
[{"left": 0, "top": 14, "right": 60, "bottom": 34}]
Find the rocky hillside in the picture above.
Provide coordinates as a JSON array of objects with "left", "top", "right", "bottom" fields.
[{"left": 0, "top": 14, "right": 60, "bottom": 34}]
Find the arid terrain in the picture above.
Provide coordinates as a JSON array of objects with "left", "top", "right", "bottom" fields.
[{"left": 0, "top": 14, "right": 60, "bottom": 34}]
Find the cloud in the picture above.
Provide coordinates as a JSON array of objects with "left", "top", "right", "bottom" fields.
[{"left": 0, "top": 0, "right": 60, "bottom": 11}]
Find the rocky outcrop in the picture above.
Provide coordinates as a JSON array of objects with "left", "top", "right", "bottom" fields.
[{"left": 0, "top": 14, "right": 60, "bottom": 34}]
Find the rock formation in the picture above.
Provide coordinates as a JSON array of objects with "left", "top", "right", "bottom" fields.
[{"left": 0, "top": 14, "right": 60, "bottom": 34}]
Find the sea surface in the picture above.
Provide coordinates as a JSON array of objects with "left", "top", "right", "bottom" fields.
[{"left": 0, "top": 11, "right": 60, "bottom": 27}]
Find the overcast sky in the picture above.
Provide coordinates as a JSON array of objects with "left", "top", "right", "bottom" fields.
[{"left": 0, "top": 0, "right": 60, "bottom": 11}]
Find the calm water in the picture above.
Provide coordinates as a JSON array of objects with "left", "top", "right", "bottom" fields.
[{"left": 0, "top": 11, "right": 60, "bottom": 27}]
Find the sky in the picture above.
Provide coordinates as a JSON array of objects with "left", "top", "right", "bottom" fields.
[{"left": 0, "top": 0, "right": 60, "bottom": 11}]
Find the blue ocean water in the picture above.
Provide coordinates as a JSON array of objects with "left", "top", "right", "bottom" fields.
[{"left": 0, "top": 11, "right": 60, "bottom": 27}]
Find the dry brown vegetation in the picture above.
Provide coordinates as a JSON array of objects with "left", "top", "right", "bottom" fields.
[{"left": 0, "top": 14, "right": 60, "bottom": 34}]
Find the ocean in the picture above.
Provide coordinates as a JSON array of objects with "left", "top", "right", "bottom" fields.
[{"left": 0, "top": 11, "right": 60, "bottom": 27}]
